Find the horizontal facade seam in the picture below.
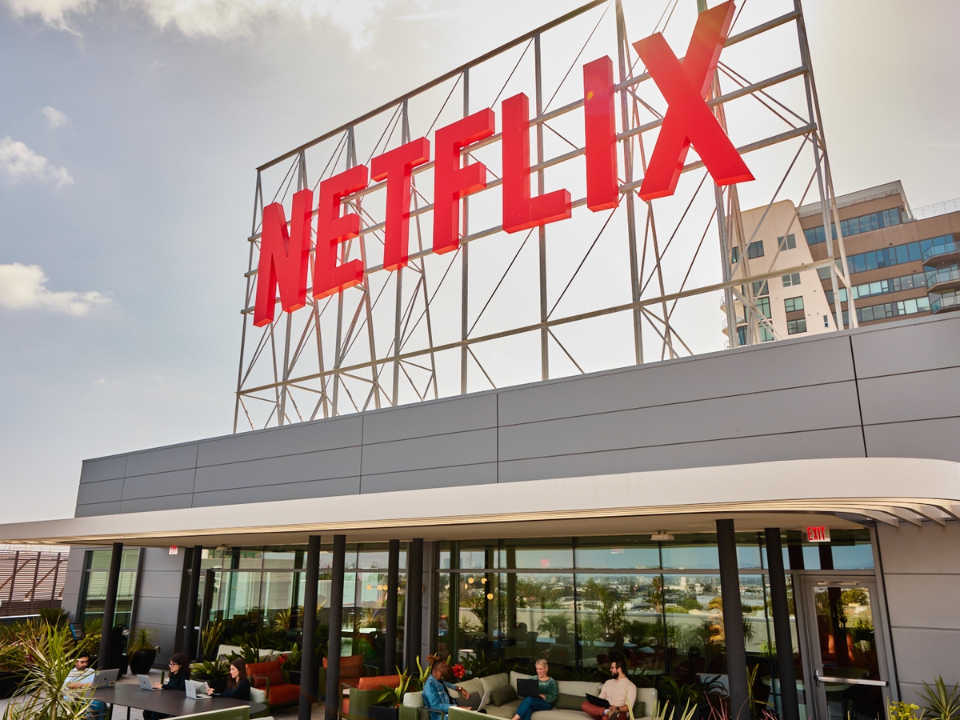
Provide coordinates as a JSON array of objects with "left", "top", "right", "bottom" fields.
[
  {"left": 359, "top": 461, "right": 495, "bottom": 478},
  {"left": 890, "top": 625, "right": 960, "bottom": 632},
  {"left": 189, "top": 476, "right": 360, "bottom": 496},
  {"left": 497, "top": 423, "right": 864, "bottom": 463},
  {"left": 119, "top": 489, "right": 197, "bottom": 502},
  {"left": 195, "top": 444, "right": 364, "bottom": 470},
  {"left": 360, "top": 427, "right": 498, "bottom": 449},
  {"left": 861, "top": 415, "right": 960, "bottom": 428},
  {"left": 122, "top": 468, "right": 197, "bottom": 481},
  {"left": 850, "top": 362, "right": 960, "bottom": 383},
  {"left": 496, "top": 378, "right": 857, "bottom": 428},
  {"left": 79, "top": 475, "right": 124, "bottom": 485}
]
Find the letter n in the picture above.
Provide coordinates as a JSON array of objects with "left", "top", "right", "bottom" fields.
[{"left": 253, "top": 188, "right": 312, "bottom": 327}]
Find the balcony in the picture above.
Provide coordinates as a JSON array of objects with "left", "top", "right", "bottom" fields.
[
  {"left": 930, "top": 290, "right": 960, "bottom": 314},
  {"left": 922, "top": 242, "right": 960, "bottom": 267},
  {"left": 924, "top": 265, "right": 960, "bottom": 293}
]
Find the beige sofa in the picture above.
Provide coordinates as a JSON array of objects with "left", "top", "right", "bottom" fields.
[{"left": 441, "top": 671, "right": 655, "bottom": 720}]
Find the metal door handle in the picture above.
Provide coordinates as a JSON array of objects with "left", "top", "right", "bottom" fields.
[{"left": 816, "top": 674, "right": 888, "bottom": 687}]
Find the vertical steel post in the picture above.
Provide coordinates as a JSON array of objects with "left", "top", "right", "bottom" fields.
[
  {"left": 405, "top": 539, "right": 424, "bottom": 668},
  {"left": 448, "top": 541, "right": 460, "bottom": 661},
  {"left": 614, "top": 0, "right": 643, "bottom": 364},
  {"left": 385, "top": 539, "right": 400, "bottom": 673},
  {"left": 182, "top": 545, "right": 203, "bottom": 658},
  {"left": 460, "top": 70, "right": 471, "bottom": 395},
  {"left": 98, "top": 543, "right": 124, "bottom": 669},
  {"left": 534, "top": 34, "right": 550, "bottom": 381},
  {"left": 717, "top": 520, "right": 750, "bottom": 720},
  {"left": 392, "top": 103, "right": 411, "bottom": 407},
  {"left": 300, "top": 535, "right": 321, "bottom": 720},
  {"left": 325, "top": 535, "right": 347, "bottom": 720},
  {"left": 235, "top": 172, "right": 262, "bottom": 432},
  {"left": 764, "top": 529, "right": 800, "bottom": 720}
]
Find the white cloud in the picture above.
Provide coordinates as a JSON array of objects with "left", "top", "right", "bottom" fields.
[
  {"left": 42, "top": 106, "right": 69, "bottom": 129},
  {"left": 0, "top": 137, "right": 73, "bottom": 187},
  {"left": 0, "top": 263, "right": 111, "bottom": 316},
  {"left": 2, "top": 0, "right": 416, "bottom": 49}
]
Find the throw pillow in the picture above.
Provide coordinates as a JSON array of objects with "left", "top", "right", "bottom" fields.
[
  {"left": 555, "top": 694, "right": 584, "bottom": 711},
  {"left": 490, "top": 684, "right": 518, "bottom": 707},
  {"left": 632, "top": 701, "right": 646, "bottom": 718},
  {"left": 463, "top": 692, "right": 483, "bottom": 710}
]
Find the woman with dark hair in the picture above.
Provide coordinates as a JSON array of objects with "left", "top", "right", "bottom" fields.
[
  {"left": 206, "top": 659, "right": 250, "bottom": 700},
  {"left": 144, "top": 654, "right": 192, "bottom": 720}
]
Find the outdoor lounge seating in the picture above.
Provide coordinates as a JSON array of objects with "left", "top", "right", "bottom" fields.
[
  {"left": 341, "top": 674, "right": 403, "bottom": 720},
  {"left": 321, "top": 655, "right": 366, "bottom": 695},
  {"left": 247, "top": 658, "right": 300, "bottom": 709}
]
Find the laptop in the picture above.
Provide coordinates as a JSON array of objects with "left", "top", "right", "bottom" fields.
[
  {"left": 476, "top": 692, "right": 492, "bottom": 712},
  {"left": 517, "top": 679, "right": 540, "bottom": 698},
  {"left": 137, "top": 674, "right": 155, "bottom": 691},
  {"left": 586, "top": 694, "right": 610, "bottom": 709},
  {"left": 185, "top": 680, "right": 211, "bottom": 699},
  {"left": 92, "top": 669, "right": 119, "bottom": 687}
]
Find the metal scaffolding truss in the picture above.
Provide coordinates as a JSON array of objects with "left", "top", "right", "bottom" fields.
[{"left": 234, "top": 0, "right": 856, "bottom": 432}]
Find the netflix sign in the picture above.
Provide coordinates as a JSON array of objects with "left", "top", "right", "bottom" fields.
[{"left": 254, "top": 1, "right": 753, "bottom": 327}]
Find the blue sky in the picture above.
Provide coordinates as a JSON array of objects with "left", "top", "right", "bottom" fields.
[{"left": 1, "top": 0, "right": 958, "bottom": 522}]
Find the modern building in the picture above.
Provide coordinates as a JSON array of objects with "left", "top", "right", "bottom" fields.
[
  {"left": 1, "top": 312, "right": 959, "bottom": 720},
  {"left": 724, "top": 182, "right": 960, "bottom": 346}
]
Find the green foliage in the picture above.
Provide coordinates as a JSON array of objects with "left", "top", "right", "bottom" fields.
[
  {"left": 191, "top": 659, "right": 231, "bottom": 686},
  {"left": 919, "top": 676, "right": 960, "bottom": 720},
  {"left": 3, "top": 624, "right": 93, "bottom": 720},
  {"left": 888, "top": 702, "right": 925, "bottom": 720},
  {"left": 651, "top": 699, "right": 697, "bottom": 720},
  {"left": 536, "top": 614, "right": 571, "bottom": 638},
  {"left": 201, "top": 621, "right": 225, "bottom": 660},
  {"left": 272, "top": 609, "right": 293, "bottom": 634},
  {"left": 128, "top": 627, "right": 156, "bottom": 654},
  {"left": 458, "top": 651, "right": 504, "bottom": 680},
  {"left": 37, "top": 608, "right": 71, "bottom": 629},
  {"left": 379, "top": 667, "right": 411, "bottom": 707},
  {"left": 655, "top": 677, "right": 701, "bottom": 709}
]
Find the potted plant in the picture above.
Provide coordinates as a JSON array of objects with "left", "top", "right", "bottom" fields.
[
  {"left": 127, "top": 628, "right": 158, "bottom": 675},
  {"left": 374, "top": 667, "right": 410, "bottom": 720},
  {"left": 190, "top": 659, "right": 232, "bottom": 692},
  {"left": 6, "top": 624, "right": 94, "bottom": 720}
]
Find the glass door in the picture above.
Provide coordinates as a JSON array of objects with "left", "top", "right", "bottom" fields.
[{"left": 800, "top": 577, "right": 890, "bottom": 720}]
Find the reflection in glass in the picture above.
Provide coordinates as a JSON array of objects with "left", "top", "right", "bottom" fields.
[
  {"left": 502, "top": 540, "right": 573, "bottom": 570},
  {"left": 508, "top": 573, "right": 574, "bottom": 666},
  {"left": 575, "top": 538, "right": 659, "bottom": 570},
  {"left": 661, "top": 535, "right": 720, "bottom": 570}
]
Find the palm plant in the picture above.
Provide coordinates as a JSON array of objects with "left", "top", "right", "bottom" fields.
[
  {"left": 3, "top": 624, "right": 93, "bottom": 720},
  {"left": 200, "top": 621, "right": 225, "bottom": 660},
  {"left": 379, "top": 667, "right": 411, "bottom": 707},
  {"left": 919, "top": 676, "right": 960, "bottom": 720}
]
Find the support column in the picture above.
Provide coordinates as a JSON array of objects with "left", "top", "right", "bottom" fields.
[
  {"left": 385, "top": 540, "right": 400, "bottom": 672},
  {"left": 405, "top": 539, "right": 424, "bottom": 668},
  {"left": 98, "top": 542, "right": 123, "bottom": 669},
  {"left": 324, "top": 535, "right": 346, "bottom": 720},
  {"left": 182, "top": 545, "right": 203, "bottom": 658},
  {"left": 300, "top": 536, "right": 321, "bottom": 720},
  {"left": 764, "top": 529, "right": 800, "bottom": 720},
  {"left": 717, "top": 520, "right": 750, "bottom": 720}
]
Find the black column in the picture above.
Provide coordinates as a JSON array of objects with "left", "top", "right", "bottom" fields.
[
  {"left": 717, "top": 520, "right": 750, "bottom": 720},
  {"left": 182, "top": 545, "right": 203, "bottom": 658},
  {"left": 764, "top": 529, "right": 800, "bottom": 720},
  {"left": 324, "top": 535, "right": 346, "bottom": 720},
  {"left": 405, "top": 539, "right": 424, "bottom": 668},
  {"left": 385, "top": 540, "right": 400, "bottom": 673},
  {"left": 300, "top": 536, "right": 321, "bottom": 720},
  {"left": 98, "top": 542, "right": 123, "bottom": 669}
]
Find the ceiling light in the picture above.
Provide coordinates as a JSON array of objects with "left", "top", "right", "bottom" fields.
[{"left": 651, "top": 531, "right": 675, "bottom": 541}]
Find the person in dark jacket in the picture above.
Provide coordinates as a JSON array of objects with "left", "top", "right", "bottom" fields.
[
  {"left": 207, "top": 659, "right": 250, "bottom": 700},
  {"left": 144, "top": 654, "right": 191, "bottom": 720}
]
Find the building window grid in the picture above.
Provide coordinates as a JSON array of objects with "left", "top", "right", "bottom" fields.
[
  {"left": 778, "top": 234, "right": 796, "bottom": 251},
  {"left": 786, "top": 318, "right": 807, "bottom": 335},
  {"left": 856, "top": 296, "right": 931, "bottom": 324},
  {"left": 755, "top": 297, "right": 772, "bottom": 319},
  {"left": 784, "top": 296, "right": 804, "bottom": 313},
  {"left": 782, "top": 273, "right": 801, "bottom": 288},
  {"left": 844, "top": 235, "right": 953, "bottom": 276},
  {"left": 804, "top": 207, "right": 902, "bottom": 245}
]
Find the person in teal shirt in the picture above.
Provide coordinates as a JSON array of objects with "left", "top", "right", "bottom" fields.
[{"left": 510, "top": 659, "right": 558, "bottom": 720}]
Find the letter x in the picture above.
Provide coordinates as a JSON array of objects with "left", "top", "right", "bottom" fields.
[{"left": 634, "top": 1, "right": 754, "bottom": 201}]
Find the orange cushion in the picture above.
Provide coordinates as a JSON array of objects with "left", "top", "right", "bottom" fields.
[
  {"left": 267, "top": 684, "right": 300, "bottom": 706},
  {"left": 323, "top": 655, "right": 364, "bottom": 678},
  {"left": 357, "top": 675, "right": 401, "bottom": 691}
]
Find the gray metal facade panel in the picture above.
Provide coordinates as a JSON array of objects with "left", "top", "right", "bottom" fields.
[
  {"left": 498, "top": 382, "right": 862, "bottom": 462},
  {"left": 79, "top": 456, "right": 126, "bottom": 484},
  {"left": 889, "top": 627, "right": 960, "bottom": 686},
  {"left": 864, "top": 418, "right": 960, "bottom": 463},
  {"left": 197, "top": 415, "right": 363, "bottom": 467},
  {"left": 193, "top": 446, "right": 361, "bottom": 493},
  {"left": 124, "top": 444, "right": 199, "bottom": 478},
  {"left": 76, "top": 478, "right": 124, "bottom": 506},
  {"left": 76, "top": 502, "right": 121, "bottom": 517},
  {"left": 877, "top": 524, "right": 960, "bottom": 574},
  {"left": 883, "top": 574, "right": 960, "bottom": 630},
  {"left": 858, "top": 365, "right": 960, "bottom": 425},
  {"left": 498, "top": 427, "right": 867, "bottom": 483},
  {"left": 496, "top": 334, "right": 856, "bottom": 427},
  {"left": 851, "top": 315, "right": 960, "bottom": 378},
  {"left": 190, "top": 476, "right": 361, "bottom": 508},
  {"left": 362, "top": 394, "right": 498, "bottom": 445},
  {"left": 360, "top": 463, "right": 498, "bottom": 494},
  {"left": 119, "top": 495, "right": 194, "bottom": 514},
  {"left": 361, "top": 428, "right": 498, "bottom": 476},
  {"left": 121, "top": 469, "right": 196, "bottom": 501}
]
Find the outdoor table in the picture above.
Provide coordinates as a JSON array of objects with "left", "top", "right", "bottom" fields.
[{"left": 93, "top": 683, "right": 267, "bottom": 720}]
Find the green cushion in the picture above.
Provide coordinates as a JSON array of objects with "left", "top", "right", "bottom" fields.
[
  {"left": 555, "top": 694, "right": 584, "bottom": 711},
  {"left": 633, "top": 701, "right": 646, "bottom": 718},
  {"left": 463, "top": 692, "right": 483, "bottom": 709},
  {"left": 489, "top": 685, "right": 518, "bottom": 707}
]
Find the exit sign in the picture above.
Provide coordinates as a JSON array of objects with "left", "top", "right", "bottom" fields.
[{"left": 805, "top": 526, "right": 831, "bottom": 542}]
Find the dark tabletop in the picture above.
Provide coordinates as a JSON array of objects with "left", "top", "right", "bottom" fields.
[{"left": 92, "top": 684, "right": 267, "bottom": 717}]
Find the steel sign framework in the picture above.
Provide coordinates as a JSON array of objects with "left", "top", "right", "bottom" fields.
[{"left": 233, "top": 0, "right": 856, "bottom": 432}]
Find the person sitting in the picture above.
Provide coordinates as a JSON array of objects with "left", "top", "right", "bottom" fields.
[
  {"left": 63, "top": 651, "right": 108, "bottom": 720},
  {"left": 581, "top": 659, "right": 636, "bottom": 720},
  {"left": 422, "top": 659, "right": 469, "bottom": 720},
  {"left": 144, "top": 653, "right": 191, "bottom": 720},
  {"left": 206, "top": 659, "right": 250, "bottom": 700},
  {"left": 510, "top": 659, "right": 557, "bottom": 720}
]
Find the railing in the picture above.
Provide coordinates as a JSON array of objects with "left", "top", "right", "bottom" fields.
[
  {"left": 930, "top": 291, "right": 960, "bottom": 314},
  {"left": 924, "top": 265, "right": 960, "bottom": 288},
  {"left": 922, "top": 241, "right": 960, "bottom": 262},
  {"left": 911, "top": 198, "right": 960, "bottom": 221},
  {"left": 0, "top": 550, "right": 68, "bottom": 616}
]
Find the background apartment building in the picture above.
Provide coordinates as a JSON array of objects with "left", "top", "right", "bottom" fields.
[{"left": 725, "top": 181, "right": 960, "bottom": 346}]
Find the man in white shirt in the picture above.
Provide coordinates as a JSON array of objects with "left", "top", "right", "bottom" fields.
[
  {"left": 63, "top": 652, "right": 107, "bottom": 719},
  {"left": 581, "top": 659, "right": 637, "bottom": 720}
]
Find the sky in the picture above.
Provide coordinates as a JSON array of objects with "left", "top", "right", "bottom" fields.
[{"left": 0, "top": 0, "right": 958, "bottom": 523}]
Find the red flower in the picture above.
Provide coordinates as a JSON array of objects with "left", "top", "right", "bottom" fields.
[
  {"left": 451, "top": 664, "right": 465, "bottom": 680},
  {"left": 278, "top": 655, "right": 287, "bottom": 664}
]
